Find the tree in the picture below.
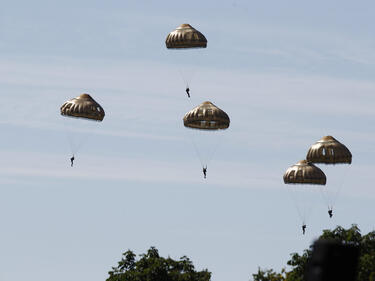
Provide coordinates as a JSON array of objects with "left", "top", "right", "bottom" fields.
[
  {"left": 252, "top": 268, "right": 286, "bottom": 281},
  {"left": 107, "top": 247, "right": 211, "bottom": 281},
  {"left": 252, "top": 225, "right": 375, "bottom": 281}
]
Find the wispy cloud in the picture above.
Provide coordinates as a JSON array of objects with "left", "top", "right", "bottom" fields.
[{"left": 1, "top": 148, "right": 374, "bottom": 201}]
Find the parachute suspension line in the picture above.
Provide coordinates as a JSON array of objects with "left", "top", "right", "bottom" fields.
[
  {"left": 71, "top": 130, "right": 91, "bottom": 155},
  {"left": 286, "top": 187, "right": 306, "bottom": 224},
  {"left": 62, "top": 119, "right": 76, "bottom": 155},
  {"left": 64, "top": 126, "right": 89, "bottom": 156},
  {"left": 189, "top": 131, "right": 223, "bottom": 168},
  {"left": 204, "top": 133, "right": 223, "bottom": 166},
  {"left": 179, "top": 68, "right": 189, "bottom": 89},
  {"left": 178, "top": 68, "right": 197, "bottom": 93},
  {"left": 66, "top": 132, "right": 75, "bottom": 155},
  {"left": 176, "top": 50, "right": 200, "bottom": 92},
  {"left": 62, "top": 118, "right": 97, "bottom": 156},
  {"left": 318, "top": 165, "right": 351, "bottom": 212},
  {"left": 329, "top": 165, "right": 351, "bottom": 209},
  {"left": 319, "top": 187, "right": 331, "bottom": 210},
  {"left": 190, "top": 136, "right": 205, "bottom": 167},
  {"left": 288, "top": 187, "right": 316, "bottom": 224}
]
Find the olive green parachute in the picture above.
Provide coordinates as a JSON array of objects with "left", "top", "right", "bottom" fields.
[
  {"left": 183, "top": 101, "right": 230, "bottom": 130},
  {"left": 283, "top": 160, "right": 327, "bottom": 185},
  {"left": 60, "top": 94, "right": 105, "bottom": 121},
  {"left": 306, "top": 136, "right": 352, "bottom": 164},
  {"left": 166, "top": 24, "right": 207, "bottom": 49}
]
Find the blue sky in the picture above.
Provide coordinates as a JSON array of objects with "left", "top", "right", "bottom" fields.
[{"left": 1, "top": 1, "right": 375, "bottom": 281}]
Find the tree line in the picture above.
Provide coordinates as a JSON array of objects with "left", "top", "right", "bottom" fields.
[{"left": 106, "top": 225, "right": 375, "bottom": 281}]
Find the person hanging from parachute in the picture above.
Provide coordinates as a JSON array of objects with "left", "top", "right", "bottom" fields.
[
  {"left": 284, "top": 160, "right": 327, "bottom": 235},
  {"left": 183, "top": 101, "right": 230, "bottom": 178},
  {"left": 202, "top": 165, "right": 207, "bottom": 179},
  {"left": 328, "top": 208, "right": 333, "bottom": 218},
  {"left": 306, "top": 136, "right": 352, "bottom": 218},
  {"left": 165, "top": 24, "right": 207, "bottom": 99},
  {"left": 186, "top": 86, "right": 190, "bottom": 98},
  {"left": 60, "top": 93, "right": 105, "bottom": 167}
]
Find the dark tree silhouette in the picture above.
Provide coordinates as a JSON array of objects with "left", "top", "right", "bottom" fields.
[
  {"left": 107, "top": 247, "right": 211, "bottom": 281},
  {"left": 252, "top": 225, "right": 375, "bottom": 281}
]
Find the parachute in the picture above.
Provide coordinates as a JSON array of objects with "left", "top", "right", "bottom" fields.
[
  {"left": 183, "top": 101, "right": 230, "bottom": 130},
  {"left": 60, "top": 94, "right": 105, "bottom": 161},
  {"left": 60, "top": 93, "right": 105, "bottom": 121},
  {"left": 183, "top": 101, "right": 230, "bottom": 174},
  {"left": 166, "top": 24, "right": 207, "bottom": 49},
  {"left": 306, "top": 136, "right": 352, "bottom": 215},
  {"left": 284, "top": 160, "right": 327, "bottom": 185},
  {"left": 165, "top": 24, "right": 207, "bottom": 97},
  {"left": 306, "top": 136, "right": 352, "bottom": 164},
  {"left": 284, "top": 160, "right": 326, "bottom": 225}
]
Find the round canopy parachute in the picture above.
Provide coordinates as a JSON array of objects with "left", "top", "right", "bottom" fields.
[
  {"left": 306, "top": 136, "right": 352, "bottom": 213},
  {"left": 166, "top": 24, "right": 207, "bottom": 49},
  {"left": 283, "top": 160, "right": 327, "bottom": 185},
  {"left": 284, "top": 160, "right": 327, "bottom": 225},
  {"left": 183, "top": 101, "right": 230, "bottom": 130},
  {"left": 60, "top": 94, "right": 105, "bottom": 121},
  {"left": 306, "top": 136, "right": 352, "bottom": 164}
]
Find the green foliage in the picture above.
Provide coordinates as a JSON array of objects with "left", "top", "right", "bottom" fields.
[
  {"left": 284, "top": 251, "right": 310, "bottom": 281},
  {"left": 252, "top": 268, "right": 286, "bottom": 281},
  {"left": 107, "top": 247, "right": 211, "bottom": 281},
  {"left": 253, "top": 225, "right": 375, "bottom": 281}
]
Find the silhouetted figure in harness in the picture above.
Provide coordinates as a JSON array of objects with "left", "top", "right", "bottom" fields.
[
  {"left": 186, "top": 87, "right": 190, "bottom": 98},
  {"left": 202, "top": 166, "right": 207, "bottom": 179},
  {"left": 302, "top": 224, "right": 306, "bottom": 235},
  {"left": 328, "top": 208, "right": 333, "bottom": 218},
  {"left": 70, "top": 155, "right": 75, "bottom": 167}
]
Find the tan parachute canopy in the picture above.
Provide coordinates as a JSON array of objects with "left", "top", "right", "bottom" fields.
[
  {"left": 283, "top": 160, "right": 327, "bottom": 185},
  {"left": 166, "top": 24, "right": 207, "bottom": 49},
  {"left": 306, "top": 136, "right": 352, "bottom": 164},
  {"left": 183, "top": 101, "right": 230, "bottom": 130},
  {"left": 60, "top": 94, "right": 105, "bottom": 121}
]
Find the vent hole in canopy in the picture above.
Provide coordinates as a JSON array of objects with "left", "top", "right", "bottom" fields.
[{"left": 288, "top": 170, "right": 295, "bottom": 180}]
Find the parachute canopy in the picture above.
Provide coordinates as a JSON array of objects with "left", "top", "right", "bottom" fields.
[
  {"left": 283, "top": 160, "right": 326, "bottom": 185},
  {"left": 306, "top": 136, "right": 352, "bottom": 164},
  {"left": 60, "top": 94, "right": 105, "bottom": 121},
  {"left": 166, "top": 24, "right": 207, "bottom": 49},
  {"left": 183, "top": 101, "right": 230, "bottom": 130}
]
